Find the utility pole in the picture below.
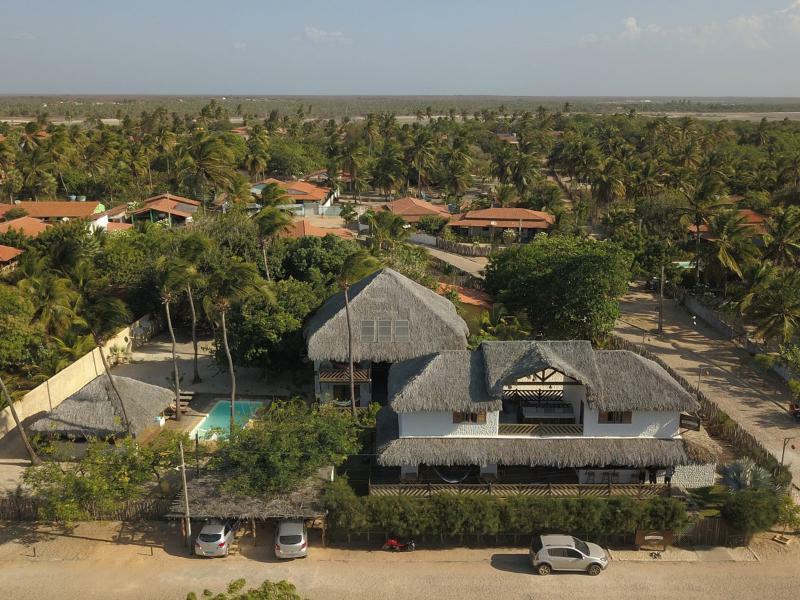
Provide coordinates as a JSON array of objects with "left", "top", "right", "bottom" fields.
[
  {"left": 179, "top": 441, "right": 192, "bottom": 550},
  {"left": 657, "top": 264, "right": 665, "bottom": 335}
]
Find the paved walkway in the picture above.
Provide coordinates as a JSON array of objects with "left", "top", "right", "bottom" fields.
[
  {"left": 422, "top": 246, "right": 488, "bottom": 278},
  {"left": 615, "top": 288, "right": 800, "bottom": 489}
]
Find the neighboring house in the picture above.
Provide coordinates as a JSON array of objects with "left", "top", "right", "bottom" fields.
[
  {"left": 0, "top": 216, "right": 49, "bottom": 238},
  {"left": 281, "top": 219, "right": 355, "bottom": 240},
  {"left": 449, "top": 207, "right": 554, "bottom": 242},
  {"left": 496, "top": 132, "right": 519, "bottom": 146},
  {"left": 0, "top": 200, "right": 105, "bottom": 222},
  {"left": 0, "top": 244, "right": 23, "bottom": 271},
  {"left": 130, "top": 193, "right": 201, "bottom": 226},
  {"left": 305, "top": 268, "right": 469, "bottom": 405},
  {"left": 250, "top": 178, "right": 338, "bottom": 209},
  {"left": 376, "top": 341, "right": 716, "bottom": 487},
  {"left": 379, "top": 196, "right": 452, "bottom": 224},
  {"left": 688, "top": 208, "right": 767, "bottom": 240}
]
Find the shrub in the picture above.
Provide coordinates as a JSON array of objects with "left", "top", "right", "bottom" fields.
[
  {"left": 641, "top": 497, "right": 688, "bottom": 531},
  {"left": 721, "top": 489, "right": 780, "bottom": 536}
]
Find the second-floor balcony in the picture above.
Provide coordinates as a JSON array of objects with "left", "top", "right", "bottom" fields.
[
  {"left": 318, "top": 367, "right": 371, "bottom": 384},
  {"left": 498, "top": 422, "right": 583, "bottom": 436}
]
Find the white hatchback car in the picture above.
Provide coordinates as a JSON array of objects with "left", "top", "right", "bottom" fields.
[
  {"left": 274, "top": 520, "right": 308, "bottom": 559},
  {"left": 194, "top": 521, "right": 235, "bottom": 557}
]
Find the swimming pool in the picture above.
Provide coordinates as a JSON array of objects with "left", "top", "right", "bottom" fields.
[{"left": 190, "top": 399, "right": 264, "bottom": 440}]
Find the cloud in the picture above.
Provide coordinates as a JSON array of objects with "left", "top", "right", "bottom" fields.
[
  {"left": 303, "top": 26, "right": 351, "bottom": 45},
  {"left": 584, "top": 3, "right": 800, "bottom": 49},
  {"left": 232, "top": 41, "right": 247, "bottom": 50}
]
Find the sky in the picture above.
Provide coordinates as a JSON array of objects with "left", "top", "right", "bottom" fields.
[{"left": 1, "top": 0, "right": 799, "bottom": 97}]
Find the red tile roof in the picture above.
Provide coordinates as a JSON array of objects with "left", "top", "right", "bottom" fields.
[
  {"left": 380, "top": 197, "right": 451, "bottom": 223},
  {"left": 141, "top": 193, "right": 200, "bottom": 206},
  {"left": 257, "top": 178, "right": 331, "bottom": 203},
  {"left": 106, "top": 222, "right": 134, "bottom": 232},
  {"left": 0, "top": 216, "right": 49, "bottom": 237},
  {"left": 450, "top": 207, "right": 555, "bottom": 230},
  {"left": 0, "top": 244, "right": 23, "bottom": 263},
  {"left": 0, "top": 201, "right": 103, "bottom": 220},
  {"left": 280, "top": 219, "right": 355, "bottom": 240},
  {"left": 689, "top": 208, "right": 767, "bottom": 236},
  {"left": 131, "top": 194, "right": 200, "bottom": 219}
]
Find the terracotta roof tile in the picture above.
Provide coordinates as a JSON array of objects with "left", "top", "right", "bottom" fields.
[
  {"left": 380, "top": 197, "right": 451, "bottom": 223},
  {"left": 0, "top": 244, "right": 23, "bottom": 262},
  {"left": 0, "top": 216, "right": 49, "bottom": 237},
  {"left": 0, "top": 201, "right": 103, "bottom": 219},
  {"left": 256, "top": 178, "right": 331, "bottom": 203}
]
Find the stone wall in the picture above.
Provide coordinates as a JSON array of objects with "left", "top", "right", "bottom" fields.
[{"left": 673, "top": 463, "right": 717, "bottom": 488}]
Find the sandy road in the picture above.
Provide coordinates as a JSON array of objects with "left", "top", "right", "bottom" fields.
[{"left": 0, "top": 522, "right": 798, "bottom": 600}]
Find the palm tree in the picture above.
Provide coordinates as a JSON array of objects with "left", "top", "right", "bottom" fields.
[
  {"left": 0, "top": 375, "right": 40, "bottom": 465},
  {"left": 253, "top": 206, "right": 292, "bottom": 281},
  {"left": 763, "top": 206, "right": 800, "bottom": 268},
  {"left": 157, "top": 257, "right": 187, "bottom": 421},
  {"left": 363, "top": 210, "right": 410, "bottom": 252},
  {"left": 778, "top": 151, "right": 800, "bottom": 190},
  {"left": 203, "top": 259, "right": 271, "bottom": 436},
  {"left": 591, "top": 158, "right": 626, "bottom": 217},
  {"left": 704, "top": 210, "right": 760, "bottom": 296},
  {"left": 340, "top": 138, "right": 366, "bottom": 201},
  {"left": 82, "top": 295, "right": 134, "bottom": 435},
  {"left": 408, "top": 132, "right": 435, "bottom": 196},
  {"left": 678, "top": 169, "right": 728, "bottom": 285},
  {"left": 337, "top": 251, "right": 381, "bottom": 415},
  {"left": 177, "top": 233, "right": 210, "bottom": 384},
  {"left": 17, "top": 274, "right": 80, "bottom": 337},
  {"left": 511, "top": 153, "right": 541, "bottom": 198},
  {"left": 749, "top": 270, "right": 800, "bottom": 344},
  {"left": 371, "top": 142, "right": 403, "bottom": 197},
  {"left": 175, "top": 133, "right": 236, "bottom": 206},
  {"left": 258, "top": 182, "right": 292, "bottom": 206}
]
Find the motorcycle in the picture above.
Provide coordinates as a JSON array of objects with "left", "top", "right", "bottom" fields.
[{"left": 382, "top": 538, "right": 416, "bottom": 552}]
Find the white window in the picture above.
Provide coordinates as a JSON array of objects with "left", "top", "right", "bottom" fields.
[
  {"left": 394, "top": 320, "right": 410, "bottom": 342},
  {"left": 377, "top": 319, "right": 392, "bottom": 342},
  {"left": 360, "top": 320, "right": 376, "bottom": 342}
]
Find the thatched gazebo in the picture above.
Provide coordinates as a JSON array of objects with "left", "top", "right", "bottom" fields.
[{"left": 30, "top": 375, "right": 173, "bottom": 440}]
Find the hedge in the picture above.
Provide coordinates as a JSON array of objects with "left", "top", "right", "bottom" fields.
[{"left": 323, "top": 480, "right": 688, "bottom": 539}]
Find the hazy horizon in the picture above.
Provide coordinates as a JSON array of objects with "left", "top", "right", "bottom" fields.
[{"left": 2, "top": 1, "right": 800, "bottom": 96}]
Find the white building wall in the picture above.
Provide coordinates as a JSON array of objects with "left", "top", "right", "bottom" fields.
[
  {"left": 582, "top": 407, "right": 680, "bottom": 438},
  {"left": 399, "top": 410, "right": 499, "bottom": 437}
]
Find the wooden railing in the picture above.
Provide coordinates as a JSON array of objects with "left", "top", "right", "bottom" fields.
[
  {"left": 498, "top": 423, "right": 583, "bottom": 436},
  {"left": 318, "top": 368, "right": 371, "bottom": 383},
  {"left": 369, "top": 482, "right": 668, "bottom": 499}
]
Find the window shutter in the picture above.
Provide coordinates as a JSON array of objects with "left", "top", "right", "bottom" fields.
[
  {"left": 476, "top": 411, "right": 486, "bottom": 424},
  {"left": 452, "top": 412, "right": 463, "bottom": 423}
]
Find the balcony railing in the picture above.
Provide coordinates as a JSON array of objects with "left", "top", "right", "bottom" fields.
[
  {"left": 369, "top": 482, "right": 668, "bottom": 499},
  {"left": 498, "top": 423, "right": 583, "bottom": 436},
  {"left": 318, "top": 368, "right": 371, "bottom": 383}
]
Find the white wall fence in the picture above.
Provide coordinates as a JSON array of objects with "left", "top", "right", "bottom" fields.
[{"left": 0, "top": 314, "right": 161, "bottom": 439}]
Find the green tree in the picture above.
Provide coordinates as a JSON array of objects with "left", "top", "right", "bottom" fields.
[
  {"left": 253, "top": 206, "right": 292, "bottom": 281},
  {"left": 485, "top": 236, "right": 632, "bottom": 339},
  {"left": 177, "top": 233, "right": 210, "bottom": 384},
  {"left": 214, "top": 400, "right": 359, "bottom": 494},
  {"left": 156, "top": 257, "right": 188, "bottom": 421}
]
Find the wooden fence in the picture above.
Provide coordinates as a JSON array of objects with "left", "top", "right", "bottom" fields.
[
  {"left": 436, "top": 237, "right": 503, "bottom": 257},
  {"left": 607, "top": 334, "right": 791, "bottom": 486},
  {"left": 0, "top": 495, "right": 173, "bottom": 521},
  {"left": 368, "top": 482, "right": 668, "bottom": 499},
  {"left": 497, "top": 423, "right": 583, "bottom": 436}
]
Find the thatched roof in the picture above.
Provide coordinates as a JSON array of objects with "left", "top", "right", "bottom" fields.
[
  {"left": 388, "top": 351, "right": 502, "bottom": 413},
  {"left": 167, "top": 468, "right": 328, "bottom": 521},
  {"left": 481, "top": 341, "right": 603, "bottom": 399},
  {"left": 594, "top": 350, "right": 699, "bottom": 412},
  {"left": 305, "top": 268, "right": 469, "bottom": 363},
  {"left": 377, "top": 436, "right": 714, "bottom": 468},
  {"left": 30, "top": 375, "right": 173, "bottom": 439}
]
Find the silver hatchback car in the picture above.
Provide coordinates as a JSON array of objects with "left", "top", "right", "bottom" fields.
[
  {"left": 274, "top": 520, "right": 308, "bottom": 559},
  {"left": 194, "top": 521, "right": 236, "bottom": 557},
  {"left": 530, "top": 535, "right": 609, "bottom": 576}
]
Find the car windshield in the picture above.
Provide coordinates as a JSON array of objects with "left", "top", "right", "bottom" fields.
[
  {"left": 573, "top": 538, "right": 590, "bottom": 555},
  {"left": 279, "top": 535, "right": 303, "bottom": 545},
  {"left": 198, "top": 533, "right": 222, "bottom": 543}
]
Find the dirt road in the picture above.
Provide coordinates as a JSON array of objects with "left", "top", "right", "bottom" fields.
[{"left": 0, "top": 522, "right": 798, "bottom": 600}]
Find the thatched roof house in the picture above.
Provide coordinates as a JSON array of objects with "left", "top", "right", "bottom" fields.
[
  {"left": 305, "top": 268, "right": 469, "bottom": 363},
  {"left": 168, "top": 468, "right": 329, "bottom": 521},
  {"left": 30, "top": 375, "right": 173, "bottom": 439},
  {"left": 387, "top": 343, "right": 698, "bottom": 415}
]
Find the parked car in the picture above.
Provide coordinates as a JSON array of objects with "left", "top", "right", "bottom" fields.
[
  {"left": 274, "top": 520, "right": 308, "bottom": 559},
  {"left": 529, "top": 535, "right": 608, "bottom": 576},
  {"left": 194, "top": 521, "right": 236, "bottom": 557}
]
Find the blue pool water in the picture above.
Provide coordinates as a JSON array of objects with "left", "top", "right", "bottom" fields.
[{"left": 191, "top": 400, "right": 263, "bottom": 440}]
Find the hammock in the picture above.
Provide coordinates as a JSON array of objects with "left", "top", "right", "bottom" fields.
[{"left": 431, "top": 466, "right": 472, "bottom": 484}]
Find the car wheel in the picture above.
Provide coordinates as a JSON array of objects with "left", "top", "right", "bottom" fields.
[
  {"left": 537, "top": 563, "right": 552, "bottom": 576},
  {"left": 587, "top": 564, "right": 602, "bottom": 576}
]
